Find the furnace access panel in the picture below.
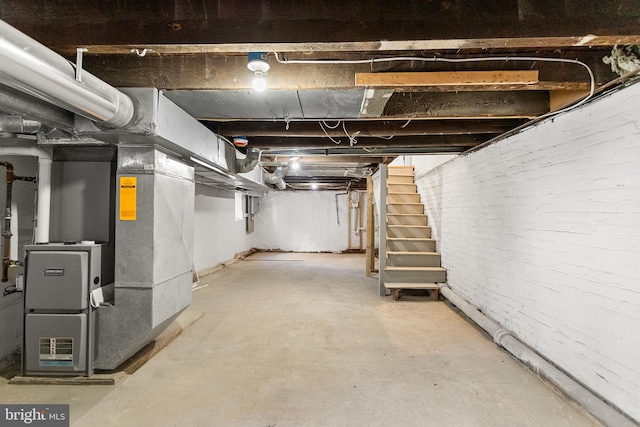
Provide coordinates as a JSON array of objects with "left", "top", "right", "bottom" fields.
[{"left": 23, "top": 244, "right": 102, "bottom": 376}]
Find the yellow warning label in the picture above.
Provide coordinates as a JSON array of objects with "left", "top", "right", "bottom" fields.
[{"left": 119, "top": 177, "right": 137, "bottom": 221}]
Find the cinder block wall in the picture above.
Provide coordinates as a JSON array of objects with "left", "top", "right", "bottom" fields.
[{"left": 415, "top": 83, "right": 640, "bottom": 422}]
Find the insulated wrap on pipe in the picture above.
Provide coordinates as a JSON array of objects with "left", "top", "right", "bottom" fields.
[{"left": 0, "top": 19, "right": 134, "bottom": 128}]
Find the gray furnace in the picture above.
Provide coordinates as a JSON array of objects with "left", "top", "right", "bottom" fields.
[{"left": 23, "top": 243, "right": 103, "bottom": 376}]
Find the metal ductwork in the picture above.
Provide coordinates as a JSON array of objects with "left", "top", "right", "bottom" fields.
[
  {"left": 0, "top": 115, "right": 43, "bottom": 134},
  {"left": 235, "top": 147, "right": 261, "bottom": 173},
  {"left": 263, "top": 167, "right": 287, "bottom": 190},
  {"left": 0, "top": 19, "right": 134, "bottom": 128}
]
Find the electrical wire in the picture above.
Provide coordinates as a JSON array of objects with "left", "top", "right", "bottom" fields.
[
  {"left": 342, "top": 121, "right": 360, "bottom": 146},
  {"left": 319, "top": 121, "right": 342, "bottom": 144},
  {"left": 273, "top": 52, "right": 596, "bottom": 118}
]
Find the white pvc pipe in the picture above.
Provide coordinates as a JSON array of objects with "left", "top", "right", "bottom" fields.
[
  {"left": 439, "top": 285, "right": 637, "bottom": 427},
  {"left": 0, "top": 145, "right": 52, "bottom": 243},
  {"left": 10, "top": 198, "right": 17, "bottom": 259},
  {"left": 0, "top": 19, "right": 134, "bottom": 128}
]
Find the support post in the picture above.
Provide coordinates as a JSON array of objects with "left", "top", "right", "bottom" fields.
[
  {"left": 378, "top": 164, "right": 388, "bottom": 296},
  {"left": 365, "top": 175, "right": 375, "bottom": 276}
]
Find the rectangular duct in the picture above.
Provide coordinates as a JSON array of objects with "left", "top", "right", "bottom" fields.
[{"left": 94, "top": 146, "right": 194, "bottom": 370}]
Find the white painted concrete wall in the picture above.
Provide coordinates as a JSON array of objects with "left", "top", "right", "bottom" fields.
[
  {"left": 193, "top": 185, "right": 252, "bottom": 275},
  {"left": 414, "top": 83, "right": 640, "bottom": 422},
  {"left": 0, "top": 156, "right": 37, "bottom": 361},
  {"left": 252, "top": 191, "right": 349, "bottom": 252}
]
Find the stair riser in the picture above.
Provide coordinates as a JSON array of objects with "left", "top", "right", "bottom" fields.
[
  {"left": 387, "top": 227, "right": 431, "bottom": 239},
  {"left": 388, "top": 204, "right": 423, "bottom": 214},
  {"left": 388, "top": 166, "right": 414, "bottom": 175},
  {"left": 385, "top": 270, "right": 447, "bottom": 283},
  {"left": 388, "top": 240, "right": 436, "bottom": 252},
  {"left": 388, "top": 193, "right": 421, "bottom": 203},
  {"left": 387, "top": 253, "right": 441, "bottom": 267},
  {"left": 387, "top": 175, "right": 414, "bottom": 184},
  {"left": 387, "top": 183, "right": 417, "bottom": 193},
  {"left": 387, "top": 215, "right": 427, "bottom": 226}
]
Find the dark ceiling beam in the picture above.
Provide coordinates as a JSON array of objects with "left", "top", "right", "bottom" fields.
[
  {"left": 246, "top": 135, "right": 485, "bottom": 149},
  {"left": 384, "top": 91, "right": 549, "bottom": 118},
  {"left": 206, "top": 119, "right": 523, "bottom": 137},
  {"left": 76, "top": 50, "right": 614, "bottom": 90},
  {"left": 3, "top": 1, "right": 640, "bottom": 46}
]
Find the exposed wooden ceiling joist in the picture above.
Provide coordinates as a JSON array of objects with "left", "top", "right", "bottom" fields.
[
  {"left": 355, "top": 71, "right": 540, "bottom": 87},
  {"left": 205, "top": 119, "right": 524, "bottom": 137},
  {"left": 4, "top": 1, "right": 640, "bottom": 47},
  {"left": 246, "top": 135, "right": 486, "bottom": 149}
]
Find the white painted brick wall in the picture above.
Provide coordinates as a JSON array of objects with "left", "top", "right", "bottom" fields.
[{"left": 415, "top": 83, "right": 640, "bottom": 422}]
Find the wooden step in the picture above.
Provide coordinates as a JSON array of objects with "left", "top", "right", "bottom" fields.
[
  {"left": 384, "top": 282, "right": 440, "bottom": 301},
  {"left": 387, "top": 175, "right": 414, "bottom": 184},
  {"left": 388, "top": 165, "right": 414, "bottom": 175},
  {"left": 387, "top": 203, "right": 424, "bottom": 214},
  {"left": 384, "top": 266, "right": 446, "bottom": 283},
  {"left": 387, "top": 192, "right": 421, "bottom": 203},
  {"left": 387, "top": 214, "right": 427, "bottom": 226},
  {"left": 387, "top": 183, "right": 417, "bottom": 193},
  {"left": 387, "top": 225, "right": 431, "bottom": 239},
  {"left": 387, "top": 237, "right": 436, "bottom": 252},
  {"left": 387, "top": 251, "right": 441, "bottom": 267}
]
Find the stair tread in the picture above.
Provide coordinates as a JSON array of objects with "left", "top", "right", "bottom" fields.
[
  {"left": 387, "top": 251, "right": 439, "bottom": 255},
  {"left": 385, "top": 266, "right": 445, "bottom": 271},
  {"left": 387, "top": 213, "right": 426, "bottom": 216},
  {"left": 388, "top": 225, "right": 430, "bottom": 228},
  {"left": 388, "top": 237, "right": 435, "bottom": 241},
  {"left": 384, "top": 282, "right": 441, "bottom": 289},
  {"left": 388, "top": 202, "right": 423, "bottom": 205}
]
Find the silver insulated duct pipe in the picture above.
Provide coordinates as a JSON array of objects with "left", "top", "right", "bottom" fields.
[{"left": 0, "top": 19, "right": 134, "bottom": 128}]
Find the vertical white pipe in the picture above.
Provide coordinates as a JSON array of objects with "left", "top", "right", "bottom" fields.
[
  {"left": 35, "top": 158, "right": 51, "bottom": 243},
  {"left": 10, "top": 199, "right": 17, "bottom": 259},
  {"left": 0, "top": 145, "right": 52, "bottom": 244}
]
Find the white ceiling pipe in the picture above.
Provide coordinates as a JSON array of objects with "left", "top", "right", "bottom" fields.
[
  {"left": 0, "top": 19, "right": 134, "bottom": 128},
  {"left": 0, "top": 145, "right": 52, "bottom": 243}
]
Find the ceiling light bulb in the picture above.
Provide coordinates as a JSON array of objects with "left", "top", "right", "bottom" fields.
[
  {"left": 291, "top": 161, "right": 300, "bottom": 170},
  {"left": 252, "top": 75, "right": 267, "bottom": 92},
  {"left": 311, "top": 183, "right": 319, "bottom": 190}
]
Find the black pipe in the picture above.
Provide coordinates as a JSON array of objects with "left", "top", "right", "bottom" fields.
[{"left": 0, "top": 161, "right": 14, "bottom": 282}]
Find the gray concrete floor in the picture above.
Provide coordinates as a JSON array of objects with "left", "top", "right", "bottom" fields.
[{"left": 0, "top": 252, "right": 599, "bottom": 426}]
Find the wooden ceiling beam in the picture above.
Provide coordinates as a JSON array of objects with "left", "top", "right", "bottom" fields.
[
  {"left": 355, "top": 71, "right": 539, "bottom": 87},
  {"left": 246, "top": 135, "right": 486, "bottom": 149},
  {"left": 76, "top": 51, "right": 612, "bottom": 91},
  {"left": 4, "top": 1, "right": 640, "bottom": 47},
  {"left": 205, "top": 120, "right": 522, "bottom": 137},
  {"left": 384, "top": 91, "right": 549, "bottom": 118}
]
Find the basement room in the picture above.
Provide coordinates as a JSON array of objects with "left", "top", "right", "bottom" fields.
[{"left": 0, "top": 2, "right": 639, "bottom": 426}]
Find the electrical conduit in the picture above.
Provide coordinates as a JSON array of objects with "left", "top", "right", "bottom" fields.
[{"left": 439, "top": 285, "right": 637, "bottom": 427}]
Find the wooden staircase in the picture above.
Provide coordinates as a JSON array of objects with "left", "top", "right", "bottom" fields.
[{"left": 383, "top": 165, "right": 446, "bottom": 301}]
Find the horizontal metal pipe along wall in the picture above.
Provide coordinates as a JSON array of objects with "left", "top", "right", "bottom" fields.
[
  {"left": 439, "top": 285, "right": 637, "bottom": 427},
  {"left": 0, "top": 19, "right": 134, "bottom": 128}
]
